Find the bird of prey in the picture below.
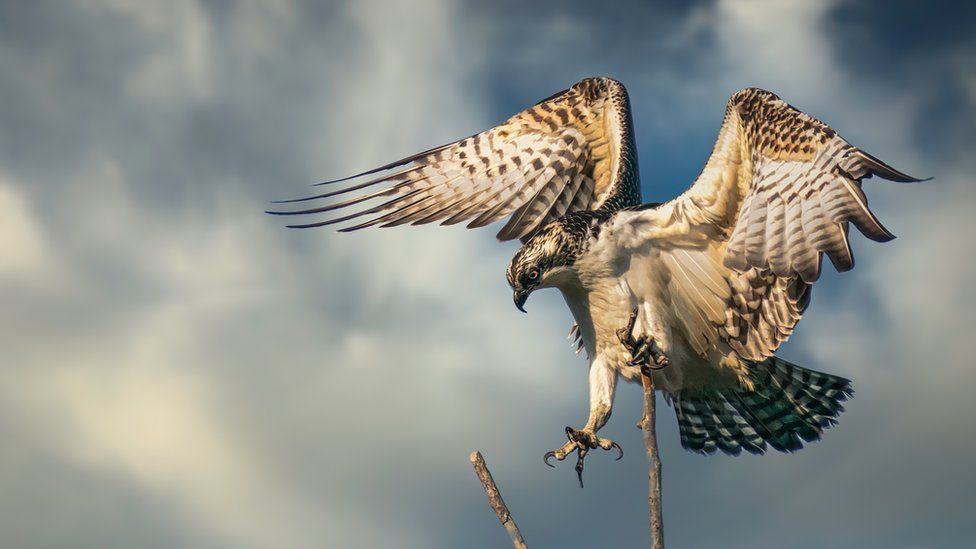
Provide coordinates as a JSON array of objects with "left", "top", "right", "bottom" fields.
[{"left": 269, "top": 77, "right": 922, "bottom": 482}]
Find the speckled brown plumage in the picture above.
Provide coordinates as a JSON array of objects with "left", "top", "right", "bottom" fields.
[{"left": 269, "top": 77, "right": 641, "bottom": 242}]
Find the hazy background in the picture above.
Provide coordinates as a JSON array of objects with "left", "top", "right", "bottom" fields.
[{"left": 1, "top": 1, "right": 974, "bottom": 547}]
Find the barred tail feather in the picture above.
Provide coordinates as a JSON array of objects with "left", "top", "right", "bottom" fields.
[{"left": 673, "top": 357, "right": 852, "bottom": 456}]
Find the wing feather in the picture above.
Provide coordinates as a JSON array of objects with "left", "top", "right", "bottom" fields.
[
  {"left": 269, "top": 77, "right": 641, "bottom": 241},
  {"left": 614, "top": 88, "right": 923, "bottom": 361},
  {"left": 616, "top": 87, "right": 923, "bottom": 282}
]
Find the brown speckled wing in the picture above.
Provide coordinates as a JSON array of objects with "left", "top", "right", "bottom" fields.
[
  {"left": 268, "top": 77, "right": 642, "bottom": 242},
  {"left": 636, "top": 88, "right": 925, "bottom": 284},
  {"left": 618, "top": 88, "right": 923, "bottom": 360},
  {"left": 656, "top": 244, "right": 810, "bottom": 361},
  {"left": 721, "top": 268, "right": 810, "bottom": 361},
  {"left": 714, "top": 88, "right": 924, "bottom": 282}
]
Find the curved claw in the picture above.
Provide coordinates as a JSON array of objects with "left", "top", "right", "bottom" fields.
[
  {"left": 639, "top": 362, "right": 668, "bottom": 376},
  {"left": 610, "top": 440, "right": 624, "bottom": 461},
  {"left": 618, "top": 307, "right": 671, "bottom": 371},
  {"left": 546, "top": 428, "right": 622, "bottom": 487},
  {"left": 575, "top": 456, "right": 585, "bottom": 488}
]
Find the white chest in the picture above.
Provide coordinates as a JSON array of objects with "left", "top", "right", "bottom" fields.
[{"left": 556, "top": 238, "right": 706, "bottom": 391}]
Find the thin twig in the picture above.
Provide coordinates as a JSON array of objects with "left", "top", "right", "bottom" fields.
[
  {"left": 470, "top": 451, "right": 528, "bottom": 549},
  {"left": 641, "top": 370, "right": 665, "bottom": 549}
]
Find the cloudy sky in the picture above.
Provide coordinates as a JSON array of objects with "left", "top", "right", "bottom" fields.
[{"left": 1, "top": 0, "right": 974, "bottom": 547}]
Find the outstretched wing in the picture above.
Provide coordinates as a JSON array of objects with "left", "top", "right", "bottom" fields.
[
  {"left": 269, "top": 77, "right": 641, "bottom": 242},
  {"left": 616, "top": 88, "right": 923, "bottom": 360}
]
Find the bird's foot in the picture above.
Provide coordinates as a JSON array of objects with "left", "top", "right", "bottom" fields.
[
  {"left": 544, "top": 426, "right": 622, "bottom": 488},
  {"left": 616, "top": 308, "right": 669, "bottom": 371}
]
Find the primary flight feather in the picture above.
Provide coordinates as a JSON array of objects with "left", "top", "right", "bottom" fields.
[{"left": 270, "top": 77, "right": 923, "bottom": 473}]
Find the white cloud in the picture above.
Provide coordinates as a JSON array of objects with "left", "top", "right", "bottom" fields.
[
  {"left": 29, "top": 362, "right": 299, "bottom": 547},
  {"left": 713, "top": 0, "right": 839, "bottom": 91},
  {"left": 0, "top": 1, "right": 556, "bottom": 547},
  {"left": 2, "top": 160, "right": 418, "bottom": 547},
  {"left": 14, "top": 331, "right": 410, "bottom": 548},
  {"left": 228, "top": 0, "right": 295, "bottom": 61},
  {"left": 79, "top": 0, "right": 216, "bottom": 103},
  {"left": 0, "top": 178, "right": 49, "bottom": 277}
]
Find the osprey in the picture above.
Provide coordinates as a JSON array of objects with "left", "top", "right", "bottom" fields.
[{"left": 270, "top": 77, "right": 922, "bottom": 479}]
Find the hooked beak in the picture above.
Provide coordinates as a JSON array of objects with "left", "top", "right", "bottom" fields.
[{"left": 513, "top": 288, "right": 531, "bottom": 313}]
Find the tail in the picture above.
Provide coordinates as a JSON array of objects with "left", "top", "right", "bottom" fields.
[{"left": 672, "top": 357, "right": 853, "bottom": 456}]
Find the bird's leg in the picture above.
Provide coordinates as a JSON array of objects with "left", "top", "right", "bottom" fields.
[
  {"left": 616, "top": 308, "right": 669, "bottom": 370},
  {"left": 544, "top": 357, "right": 621, "bottom": 487}
]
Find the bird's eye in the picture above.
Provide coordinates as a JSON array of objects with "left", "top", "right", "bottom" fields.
[{"left": 527, "top": 268, "right": 540, "bottom": 281}]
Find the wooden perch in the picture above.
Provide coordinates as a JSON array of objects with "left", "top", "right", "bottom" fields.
[
  {"left": 641, "top": 370, "right": 665, "bottom": 549},
  {"left": 470, "top": 451, "right": 528, "bottom": 549}
]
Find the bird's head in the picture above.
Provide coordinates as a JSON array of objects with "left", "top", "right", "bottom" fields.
[{"left": 506, "top": 223, "right": 578, "bottom": 313}]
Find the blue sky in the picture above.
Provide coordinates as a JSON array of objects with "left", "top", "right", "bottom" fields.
[{"left": 1, "top": 1, "right": 974, "bottom": 547}]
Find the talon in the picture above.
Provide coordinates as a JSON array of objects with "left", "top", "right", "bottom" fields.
[
  {"left": 611, "top": 441, "right": 623, "bottom": 460},
  {"left": 640, "top": 359, "right": 668, "bottom": 373},
  {"left": 618, "top": 309, "right": 670, "bottom": 372},
  {"left": 625, "top": 308, "right": 638, "bottom": 332},
  {"left": 546, "top": 427, "right": 623, "bottom": 486},
  {"left": 617, "top": 308, "right": 639, "bottom": 348}
]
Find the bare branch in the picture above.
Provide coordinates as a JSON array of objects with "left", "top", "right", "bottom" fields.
[
  {"left": 470, "top": 451, "right": 528, "bottom": 549},
  {"left": 641, "top": 371, "right": 665, "bottom": 549}
]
